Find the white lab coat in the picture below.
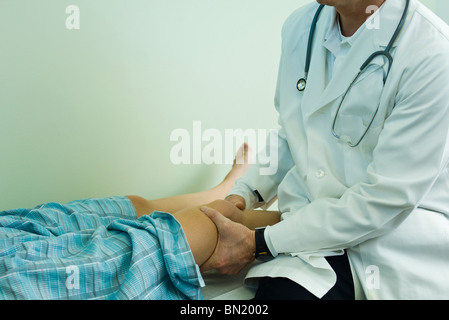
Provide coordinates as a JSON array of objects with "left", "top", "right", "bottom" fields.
[{"left": 230, "top": 0, "right": 449, "bottom": 299}]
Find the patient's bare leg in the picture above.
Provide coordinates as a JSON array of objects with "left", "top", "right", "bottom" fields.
[
  {"left": 128, "top": 143, "right": 251, "bottom": 217},
  {"left": 174, "top": 200, "right": 281, "bottom": 267},
  {"left": 178, "top": 205, "right": 281, "bottom": 268},
  {"left": 170, "top": 200, "right": 236, "bottom": 266}
]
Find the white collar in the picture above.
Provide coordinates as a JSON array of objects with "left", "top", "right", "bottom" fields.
[{"left": 324, "top": 3, "right": 386, "bottom": 56}]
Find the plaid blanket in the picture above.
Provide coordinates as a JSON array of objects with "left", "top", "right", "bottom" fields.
[{"left": 0, "top": 196, "right": 204, "bottom": 300}]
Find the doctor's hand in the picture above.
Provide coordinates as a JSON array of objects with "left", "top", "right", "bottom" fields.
[{"left": 199, "top": 206, "right": 255, "bottom": 275}]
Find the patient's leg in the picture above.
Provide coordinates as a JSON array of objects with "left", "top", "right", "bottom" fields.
[
  {"left": 171, "top": 200, "right": 281, "bottom": 267},
  {"left": 172, "top": 199, "right": 241, "bottom": 266},
  {"left": 128, "top": 143, "right": 251, "bottom": 217}
]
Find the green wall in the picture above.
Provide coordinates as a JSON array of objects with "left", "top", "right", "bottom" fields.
[{"left": 0, "top": 0, "right": 445, "bottom": 210}]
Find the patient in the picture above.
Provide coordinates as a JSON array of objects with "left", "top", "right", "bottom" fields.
[{"left": 0, "top": 143, "right": 280, "bottom": 300}]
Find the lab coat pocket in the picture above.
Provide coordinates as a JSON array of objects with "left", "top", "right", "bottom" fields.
[
  {"left": 333, "top": 65, "right": 385, "bottom": 152},
  {"left": 337, "top": 66, "right": 385, "bottom": 129},
  {"left": 339, "top": 114, "right": 383, "bottom": 185},
  {"left": 334, "top": 114, "right": 382, "bottom": 152}
]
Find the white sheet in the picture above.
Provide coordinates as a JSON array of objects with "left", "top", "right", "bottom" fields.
[{"left": 201, "top": 264, "right": 256, "bottom": 300}]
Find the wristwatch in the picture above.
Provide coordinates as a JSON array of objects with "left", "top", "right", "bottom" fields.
[{"left": 254, "top": 227, "right": 275, "bottom": 262}]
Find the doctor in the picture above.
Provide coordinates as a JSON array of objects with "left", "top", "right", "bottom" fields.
[{"left": 200, "top": 0, "right": 449, "bottom": 299}]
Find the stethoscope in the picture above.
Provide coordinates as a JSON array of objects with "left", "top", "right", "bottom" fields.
[{"left": 297, "top": 0, "right": 410, "bottom": 147}]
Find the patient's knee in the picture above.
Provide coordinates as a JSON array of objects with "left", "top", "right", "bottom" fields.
[
  {"left": 127, "top": 195, "right": 154, "bottom": 217},
  {"left": 205, "top": 199, "right": 241, "bottom": 221}
]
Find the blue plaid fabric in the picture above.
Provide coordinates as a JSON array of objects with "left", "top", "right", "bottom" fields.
[{"left": 0, "top": 196, "right": 204, "bottom": 300}]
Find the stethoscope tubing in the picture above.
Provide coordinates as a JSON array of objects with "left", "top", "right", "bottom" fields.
[
  {"left": 297, "top": 0, "right": 410, "bottom": 147},
  {"left": 297, "top": 0, "right": 410, "bottom": 92}
]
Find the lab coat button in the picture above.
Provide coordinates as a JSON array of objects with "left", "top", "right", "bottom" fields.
[{"left": 315, "top": 169, "right": 326, "bottom": 179}]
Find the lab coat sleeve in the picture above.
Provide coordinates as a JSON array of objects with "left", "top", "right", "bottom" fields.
[
  {"left": 228, "top": 124, "right": 294, "bottom": 209},
  {"left": 267, "top": 44, "right": 449, "bottom": 253},
  {"left": 228, "top": 53, "right": 295, "bottom": 209}
]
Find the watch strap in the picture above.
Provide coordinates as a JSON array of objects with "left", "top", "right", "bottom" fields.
[{"left": 255, "top": 228, "right": 274, "bottom": 262}]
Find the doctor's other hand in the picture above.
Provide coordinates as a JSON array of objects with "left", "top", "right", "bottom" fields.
[
  {"left": 225, "top": 194, "right": 246, "bottom": 210},
  {"left": 200, "top": 206, "right": 255, "bottom": 275}
]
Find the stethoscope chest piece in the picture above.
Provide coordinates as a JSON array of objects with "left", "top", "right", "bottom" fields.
[{"left": 297, "top": 78, "right": 307, "bottom": 92}]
